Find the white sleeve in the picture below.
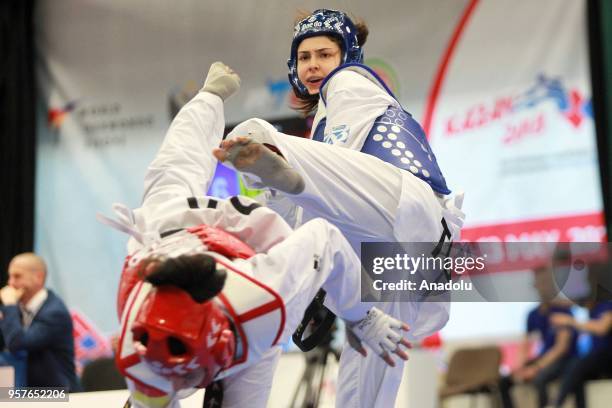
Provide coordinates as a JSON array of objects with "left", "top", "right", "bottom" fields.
[
  {"left": 243, "top": 218, "right": 370, "bottom": 326},
  {"left": 220, "top": 347, "right": 282, "bottom": 408},
  {"left": 125, "top": 90, "right": 295, "bottom": 252},
  {"left": 322, "top": 69, "right": 396, "bottom": 151},
  {"left": 202, "top": 196, "right": 295, "bottom": 253},
  {"left": 142, "top": 91, "right": 225, "bottom": 208},
  {"left": 258, "top": 190, "right": 303, "bottom": 229},
  {"left": 225, "top": 117, "right": 402, "bottom": 244}
]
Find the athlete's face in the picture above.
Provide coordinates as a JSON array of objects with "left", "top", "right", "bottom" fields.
[{"left": 297, "top": 36, "right": 342, "bottom": 95}]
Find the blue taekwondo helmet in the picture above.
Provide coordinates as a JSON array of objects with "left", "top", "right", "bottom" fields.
[{"left": 287, "top": 9, "right": 364, "bottom": 97}]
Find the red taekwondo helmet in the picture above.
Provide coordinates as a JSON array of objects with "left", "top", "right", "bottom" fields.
[{"left": 131, "top": 252, "right": 235, "bottom": 389}]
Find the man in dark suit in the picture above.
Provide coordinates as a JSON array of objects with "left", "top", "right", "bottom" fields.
[{"left": 0, "top": 252, "right": 79, "bottom": 391}]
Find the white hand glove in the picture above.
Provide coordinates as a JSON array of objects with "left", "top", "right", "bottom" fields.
[
  {"left": 348, "top": 307, "right": 411, "bottom": 367},
  {"left": 442, "top": 191, "right": 466, "bottom": 241},
  {"left": 200, "top": 61, "right": 240, "bottom": 101}
]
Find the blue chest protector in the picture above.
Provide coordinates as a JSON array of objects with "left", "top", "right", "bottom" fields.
[{"left": 312, "top": 64, "right": 450, "bottom": 195}]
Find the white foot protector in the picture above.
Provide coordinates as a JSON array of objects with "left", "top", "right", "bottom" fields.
[
  {"left": 223, "top": 138, "right": 305, "bottom": 195},
  {"left": 226, "top": 118, "right": 279, "bottom": 146}
]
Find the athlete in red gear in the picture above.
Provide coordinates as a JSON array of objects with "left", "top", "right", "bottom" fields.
[{"left": 101, "top": 62, "right": 412, "bottom": 408}]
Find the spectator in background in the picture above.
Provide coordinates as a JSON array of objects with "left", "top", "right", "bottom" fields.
[
  {"left": 551, "top": 289, "right": 612, "bottom": 408},
  {"left": 0, "top": 253, "right": 80, "bottom": 391},
  {"left": 499, "top": 265, "right": 577, "bottom": 408}
]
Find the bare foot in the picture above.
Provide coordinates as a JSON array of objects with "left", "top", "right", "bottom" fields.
[
  {"left": 214, "top": 136, "right": 305, "bottom": 194},
  {"left": 213, "top": 136, "right": 264, "bottom": 168}
]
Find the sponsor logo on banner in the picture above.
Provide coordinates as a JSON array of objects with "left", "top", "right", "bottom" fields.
[
  {"left": 71, "top": 310, "right": 113, "bottom": 374},
  {"left": 267, "top": 79, "right": 292, "bottom": 109},
  {"left": 168, "top": 81, "right": 199, "bottom": 119},
  {"left": 443, "top": 73, "right": 593, "bottom": 144},
  {"left": 365, "top": 58, "right": 401, "bottom": 95},
  {"left": 48, "top": 99, "right": 155, "bottom": 148},
  {"left": 461, "top": 212, "right": 607, "bottom": 244},
  {"left": 48, "top": 100, "right": 79, "bottom": 129}
]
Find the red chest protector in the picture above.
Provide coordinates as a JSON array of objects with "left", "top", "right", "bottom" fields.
[
  {"left": 117, "top": 225, "right": 255, "bottom": 317},
  {"left": 186, "top": 224, "right": 255, "bottom": 260}
]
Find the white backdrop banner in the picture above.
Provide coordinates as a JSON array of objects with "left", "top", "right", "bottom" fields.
[
  {"left": 425, "top": 0, "right": 604, "bottom": 244},
  {"left": 35, "top": 0, "right": 603, "bottom": 334}
]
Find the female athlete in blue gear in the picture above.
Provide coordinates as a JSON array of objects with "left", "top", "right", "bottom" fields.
[{"left": 214, "top": 9, "right": 466, "bottom": 408}]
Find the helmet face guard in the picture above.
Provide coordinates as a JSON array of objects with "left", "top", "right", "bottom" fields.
[
  {"left": 287, "top": 9, "right": 363, "bottom": 97},
  {"left": 131, "top": 286, "right": 235, "bottom": 389}
]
